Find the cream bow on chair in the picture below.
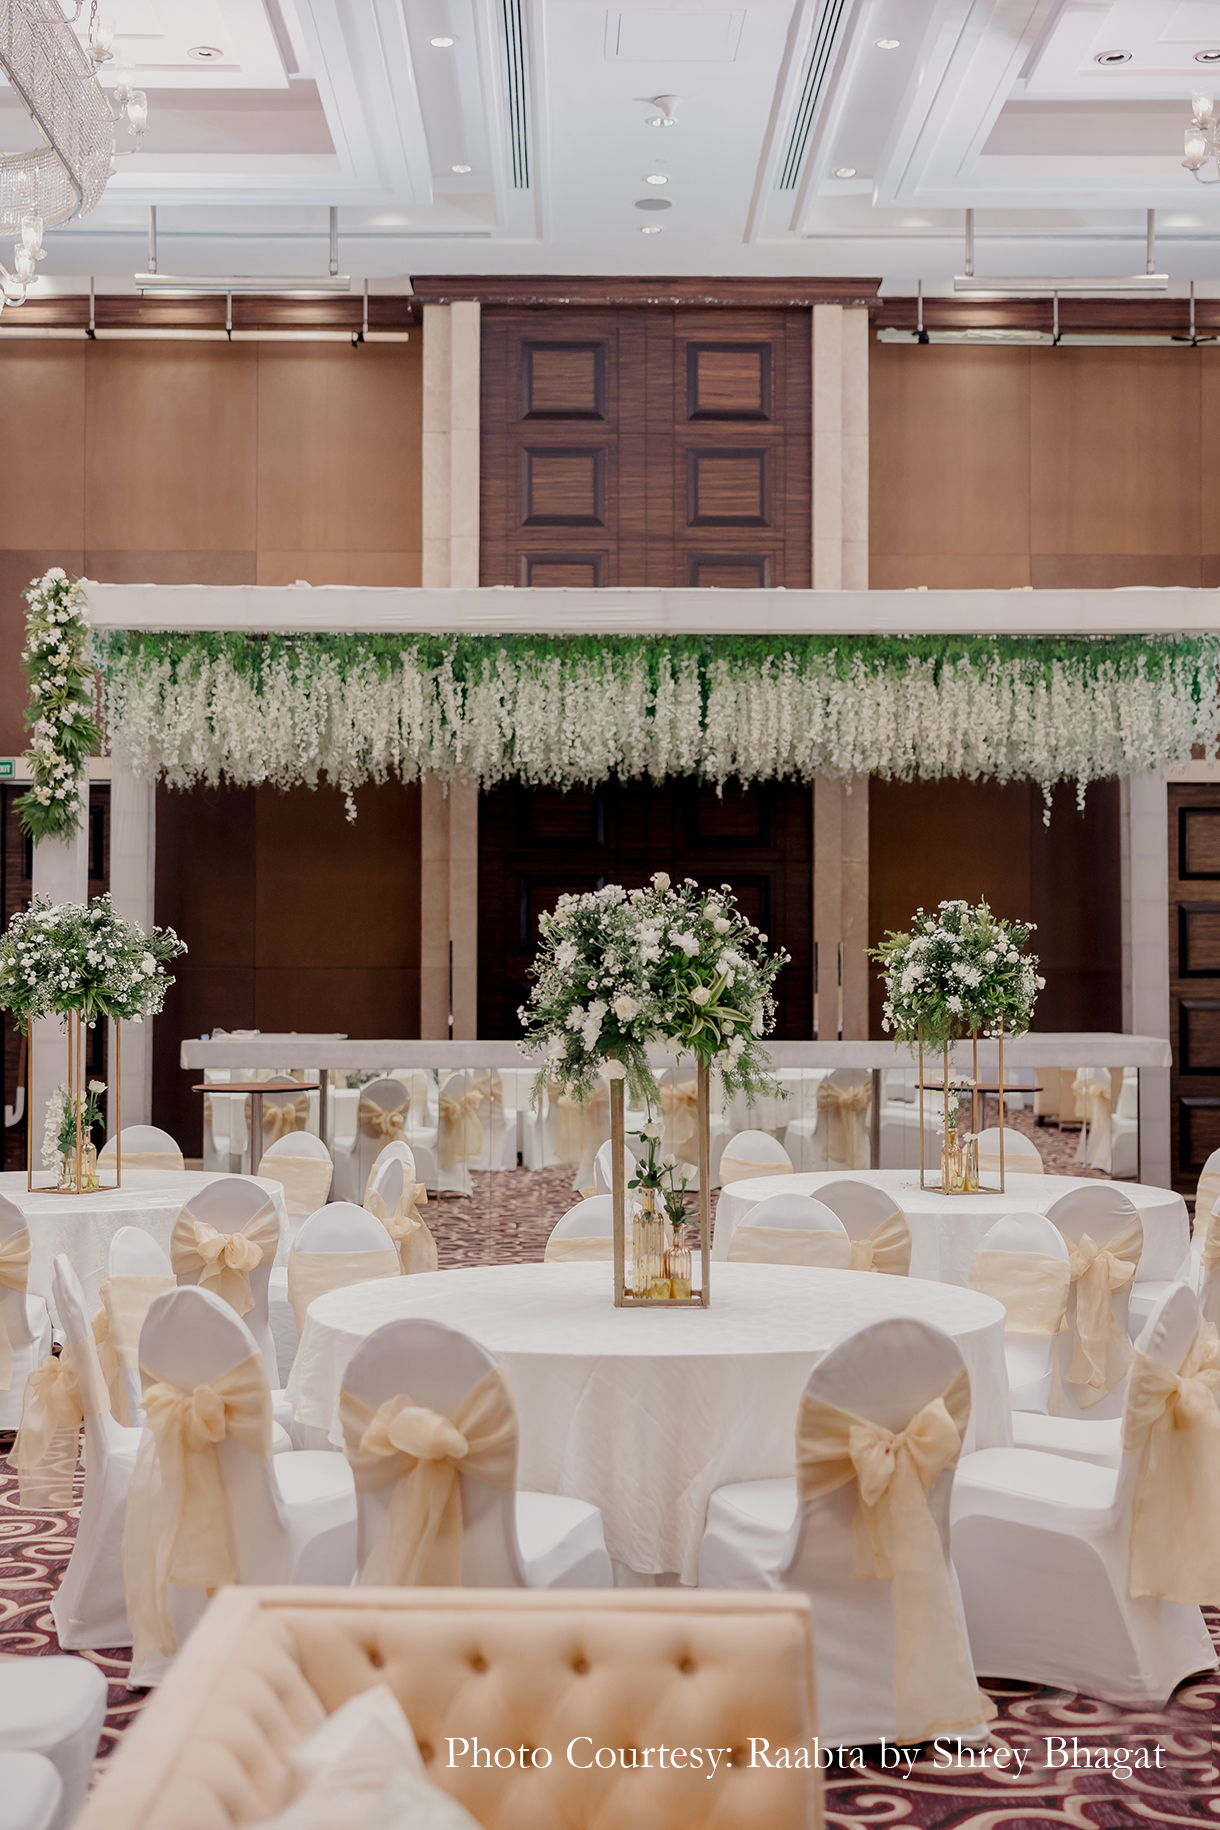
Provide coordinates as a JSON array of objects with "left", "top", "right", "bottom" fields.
[
  {"left": 339, "top": 1367, "right": 518, "bottom": 1586},
  {"left": 1123, "top": 1318, "right": 1220, "bottom": 1604},
  {"left": 850, "top": 1212, "right": 912, "bottom": 1276},
  {"left": 968, "top": 1250, "right": 1070, "bottom": 1336},
  {"left": 660, "top": 1079, "right": 699, "bottom": 1165},
  {"left": 0, "top": 1227, "right": 32, "bottom": 1391},
  {"left": 365, "top": 1185, "right": 438, "bottom": 1275},
  {"left": 252, "top": 1093, "right": 307, "bottom": 1146},
  {"left": 121, "top": 1351, "right": 272, "bottom": 1664},
  {"left": 438, "top": 1087, "right": 485, "bottom": 1171},
  {"left": 551, "top": 1082, "right": 610, "bottom": 1172},
  {"left": 170, "top": 1200, "right": 280, "bottom": 1319},
  {"left": 718, "top": 1154, "right": 791, "bottom": 1187},
  {"left": 91, "top": 1274, "right": 177, "bottom": 1426},
  {"left": 1060, "top": 1221, "right": 1142, "bottom": 1408},
  {"left": 8, "top": 1333, "right": 112, "bottom": 1508},
  {"left": 358, "top": 1095, "right": 410, "bottom": 1143},
  {"left": 816, "top": 1080, "right": 872, "bottom": 1170},
  {"left": 728, "top": 1225, "right": 848, "bottom": 1268},
  {"left": 796, "top": 1365, "right": 993, "bottom": 1743},
  {"left": 543, "top": 1235, "right": 615, "bottom": 1264},
  {"left": 288, "top": 1249, "right": 401, "bottom": 1335},
  {"left": 1073, "top": 1074, "right": 1112, "bottom": 1174}
]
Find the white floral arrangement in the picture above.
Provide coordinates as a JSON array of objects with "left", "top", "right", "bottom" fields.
[
  {"left": 19, "top": 570, "right": 100, "bottom": 843},
  {"left": 0, "top": 894, "right": 186, "bottom": 1032},
  {"left": 873, "top": 899, "right": 1043, "bottom": 1050}
]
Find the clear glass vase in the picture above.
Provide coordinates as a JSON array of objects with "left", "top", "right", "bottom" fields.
[
  {"left": 961, "top": 1133, "right": 979, "bottom": 1194},
  {"left": 664, "top": 1226, "right": 692, "bottom": 1301},
  {"left": 631, "top": 1193, "right": 667, "bottom": 1299},
  {"left": 942, "top": 1126, "right": 965, "bottom": 1195}
]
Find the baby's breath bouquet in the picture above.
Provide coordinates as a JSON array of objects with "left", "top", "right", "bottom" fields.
[
  {"left": 0, "top": 894, "right": 186, "bottom": 1031},
  {"left": 873, "top": 898, "right": 1043, "bottom": 1049},
  {"left": 519, "top": 885, "right": 662, "bottom": 1107}
]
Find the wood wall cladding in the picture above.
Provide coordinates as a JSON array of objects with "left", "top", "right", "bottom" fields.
[
  {"left": 478, "top": 778, "right": 812, "bottom": 1039},
  {"left": 870, "top": 340, "right": 1220, "bottom": 586},
  {"left": 480, "top": 307, "right": 811, "bottom": 587},
  {"left": 1168, "top": 785, "right": 1220, "bottom": 1195}
]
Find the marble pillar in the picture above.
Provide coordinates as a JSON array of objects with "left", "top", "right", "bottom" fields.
[{"left": 1121, "top": 773, "right": 1170, "bottom": 1187}]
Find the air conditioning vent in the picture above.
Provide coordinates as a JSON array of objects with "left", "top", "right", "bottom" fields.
[
  {"left": 502, "top": 0, "right": 530, "bottom": 189},
  {"left": 777, "top": 0, "right": 846, "bottom": 190}
]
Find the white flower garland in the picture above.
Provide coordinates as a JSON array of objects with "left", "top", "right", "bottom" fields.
[{"left": 20, "top": 571, "right": 101, "bottom": 842}]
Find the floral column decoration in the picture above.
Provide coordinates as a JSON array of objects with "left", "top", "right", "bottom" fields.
[{"left": 18, "top": 571, "right": 100, "bottom": 844}]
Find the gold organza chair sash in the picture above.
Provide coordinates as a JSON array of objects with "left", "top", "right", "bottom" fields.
[
  {"left": 1122, "top": 1318, "right": 1220, "bottom": 1604},
  {"left": 358, "top": 1095, "right": 410, "bottom": 1143},
  {"left": 796, "top": 1365, "right": 993, "bottom": 1743},
  {"left": 8, "top": 1332, "right": 112, "bottom": 1507},
  {"left": 728, "top": 1225, "right": 850, "bottom": 1268},
  {"left": 660, "top": 1080, "right": 699, "bottom": 1164},
  {"left": 850, "top": 1211, "right": 912, "bottom": 1276},
  {"left": 551, "top": 1082, "right": 609, "bottom": 1170},
  {"left": 718, "top": 1154, "right": 792, "bottom": 1187},
  {"left": 260, "top": 1153, "right": 333, "bottom": 1219},
  {"left": 170, "top": 1199, "right": 280, "bottom": 1318},
  {"left": 816, "top": 1080, "right": 872, "bottom": 1170},
  {"left": 339, "top": 1367, "right": 518, "bottom": 1586},
  {"left": 287, "top": 1248, "right": 401, "bottom": 1335},
  {"left": 1061, "top": 1216, "right": 1143, "bottom": 1408},
  {"left": 121, "top": 1349, "right": 272, "bottom": 1664},
  {"left": 0, "top": 1227, "right": 31, "bottom": 1392},
  {"left": 1201, "top": 1204, "right": 1220, "bottom": 1279},
  {"left": 364, "top": 1188, "right": 438, "bottom": 1275},
  {"left": 1073, "top": 1074, "right": 1112, "bottom": 1171},
  {"left": 438, "top": 1087, "right": 485, "bottom": 1171},
  {"left": 543, "top": 1235, "right": 615, "bottom": 1264},
  {"left": 92, "top": 1273, "right": 176, "bottom": 1426},
  {"left": 101, "top": 1149, "right": 185, "bottom": 1173},
  {"left": 977, "top": 1144, "right": 1042, "bottom": 1176},
  {"left": 968, "top": 1249, "right": 1070, "bottom": 1337},
  {"left": 252, "top": 1094, "right": 308, "bottom": 1146}
]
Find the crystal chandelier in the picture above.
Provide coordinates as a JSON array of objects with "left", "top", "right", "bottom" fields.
[
  {"left": 0, "top": 0, "right": 148, "bottom": 309},
  {"left": 1183, "top": 90, "right": 1220, "bottom": 180}
]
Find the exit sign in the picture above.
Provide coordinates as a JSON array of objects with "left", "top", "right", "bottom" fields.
[{"left": 0, "top": 760, "right": 13, "bottom": 779}]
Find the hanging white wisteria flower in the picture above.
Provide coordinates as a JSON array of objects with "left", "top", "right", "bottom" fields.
[
  {"left": 873, "top": 898, "right": 1042, "bottom": 1050},
  {"left": 93, "top": 628, "right": 1220, "bottom": 817},
  {"left": 20, "top": 570, "right": 100, "bottom": 844}
]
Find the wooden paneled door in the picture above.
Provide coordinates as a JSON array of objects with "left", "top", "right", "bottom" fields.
[
  {"left": 1170, "top": 784, "right": 1220, "bottom": 1199},
  {"left": 480, "top": 308, "right": 811, "bottom": 587},
  {"left": 478, "top": 779, "right": 812, "bottom": 1038}
]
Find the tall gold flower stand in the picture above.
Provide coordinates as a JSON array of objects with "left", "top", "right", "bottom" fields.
[
  {"left": 25, "top": 1011, "right": 121, "bottom": 1194},
  {"left": 610, "top": 1061, "right": 712, "bottom": 1308},
  {"left": 917, "top": 1022, "right": 1006, "bottom": 1195}
]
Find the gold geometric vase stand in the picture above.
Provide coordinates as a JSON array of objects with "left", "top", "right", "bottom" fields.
[
  {"left": 610, "top": 1059, "right": 712, "bottom": 1308},
  {"left": 917, "top": 1020, "right": 1006, "bottom": 1196},
  {"left": 25, "top": 1010, "right": 121, "bottom": 1194}
]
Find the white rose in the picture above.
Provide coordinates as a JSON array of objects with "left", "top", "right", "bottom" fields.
[
  {"left": 712, "top": 917, "right": 731, "bottom": 935},
  {"left": 612, "top": 994, "right": 639, "bottom": 1022},
  {"left": 88, "top": 1079, "right": 105, "bottom": 1093},
  {"left": 140, "top": 953, "right": 156, "bottom": 975},
  {"left": 662, "top": 1153, "right": 677, "bottom": 1168},
  {"left": 691, "top": 986, "right": 711, "bottom": 1006},
  {"left": 1035, "top": 975, "right": 1046, "bottom": 989},
  {"left": 642, "top": 1121, "right": 664, "bottom": 1140},
  {"left": 652, "top": 872, "right": 670, "bottom": 892},
  {"left": 604, "top": 1060, "right": 627, "bottom": 1080}
]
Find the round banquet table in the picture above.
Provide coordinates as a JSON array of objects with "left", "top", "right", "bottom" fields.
[
  {"left": 713, "top": 1168, "right": 1190, "bottom": 1288},
  {"left": 285, "top": 1259, "right": 1011, "bottom": 1584},
  {"left": 0, "top": 1170, "right": 290, "bottom": 1321}
]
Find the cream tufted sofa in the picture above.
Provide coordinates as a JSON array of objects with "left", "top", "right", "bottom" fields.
[{"left": 78, "top": 1587, "right": 822, "bottom": 1830}]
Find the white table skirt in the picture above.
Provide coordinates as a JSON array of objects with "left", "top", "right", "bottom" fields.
[
  {"left": 0, "top": 1170, "right": 290, "bottom": 1321},
  {"left": 713, "top": 1169, "right": 1190, "bottom": 1287},
  {"left": 286, "top": 1259, "right": 1011, "bottom": 1583}
]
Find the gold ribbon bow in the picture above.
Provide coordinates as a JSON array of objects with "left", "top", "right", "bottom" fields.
[
  {"left": 358, "top": 1096, "right": 409, "bottom": 1143},
  {"left": 121, "top": 1350, "right": 272, "bottom": 1664},
  {"left": 550, "top": 1081, "right": 609, "bottom": 1171},
  {"left": 968, "top": 1249, "right": 1070, "bottom": 1337},
  {"left": 470, "top": 1072, "right": 503, "bottom": 1109},
  {"left": 364, "top": 1186, "right": 438, "bottom": 1275},
  {"left": 850, "top": 1211, "right": 912, "bottom": 1277},
  {"left": 796, "top": 1365, "right": 993, "bottom": 1743},
  {"left": 1073, "top": 1074, "right": 1112, "bottom": 1171},
  {"left": 659, "top": 1080, "right": 699, "bottom": 1164},
  {"left": 816, "top": 1080, "right": 873, "bottom": 1170},
  {"left": 1123, "top": 1318, "right": 1220, "bottom": 1603},
  {"left": 170, "top": 1200, "right": 280, "bottom": 1319},
  {"left": 339, "top": 1367, "right": 518, "bottom": 1586},
  {"left": 252, "top": 1093, "right": 307, "bottom": 1146},
  {"left": 437, "top": 1087, "right": 485, "bottom": 1171},
  {"left": 727, "top": 1225, "right": 849, "bottom": 1268},
  {"left": 0, "top": 1227, "right": 31, "bottom": 1392},
  {"left": 1063, "top": 1219, "right": 1142, "bottom": 1406},
  {"left": 8, "top": 1334, "right": 111, "bottom": 1508}
]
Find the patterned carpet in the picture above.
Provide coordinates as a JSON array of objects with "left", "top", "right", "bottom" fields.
[{"left": 6, "top": 1144, "right": 1192, "bottom": 1828}]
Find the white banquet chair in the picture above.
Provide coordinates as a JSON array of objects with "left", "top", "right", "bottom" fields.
[
  {"left": 0, "top": 1194, "right": 52, "bottom": 1432},
  {"left": 0, "top": 1669, "right": 108, "bottom": 1830},
  {"left": 975, "top": 1126, "right": 1043, "bottom": 1178},
  {"left": 698, "top": 1317, "right": 991, "bottom": 1748},
  {"left": 125, "top": 1286, "right": 357, "bottom": 1687},
  {"left": 717, "top": 1129, "right": 793, "bottom": 1190},
  {"left": 1046, "top": 1184, "right": 1143, "bottom": 1420},
  {"left": 332, "top": 1077, "right": 413, "bottom": 1206},
  {"left": 98, "top": 1226, "right": 175, "bottom": 1428},
  {"left": 0, "top": 1753, "right": 61, "bottom": 1830},
  {"left": 544, "top": 1195, "right": 615, "bottom": 1263},
  {"left": 273, "top": 1206, "right": 401, "bottom": 1428},
  {"left": 98, "top": 1125, "right": 184, "bottom": 1175},
  {"left": 46, "top": 1255, "right": 142, "bottom": 1652},
  {"left": 967, "top": 1213, "right": 1070, "bottom": 1415},
  {"left": 726, "top": 1192, "right": 852, "bottom": 1268},
  {"left": 593, "top": 1139, "right": 636, "bottom": 1198},
  {"left": 786, "top": 1068, "right": 872, "bottom": 1172},
  {"left": 364, "top": 1160, "right": 438, "bottom": 1273},
  {"left": 339, "top": 1316, "right": 613, "bottom": 1589},
  {"left": 258, "top": 1132, "right": 333, "bottom": 1240},
  {"left": 950, "top": 1284, "right": 1218, "bottom": 1705},
  {"left": 366, "top": 1135, "right": 440, "bottom": 1203},
  {"left": 814, "top": 1179, "right": 912, "bottom": 1276},
  {"left": 436, "top": 1070, "right": 485, "bottom": 1198},
  {"left": 469, "top": 1070, "right": 518, "bottom": 1172}
]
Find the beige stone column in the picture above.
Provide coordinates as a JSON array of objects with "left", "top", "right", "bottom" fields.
[
  {"left": 812, "top": 306, "right": 870, "bottom": 1036},
  {"left": 420, "top": 302, "right": 481, "bottom": 1039}
]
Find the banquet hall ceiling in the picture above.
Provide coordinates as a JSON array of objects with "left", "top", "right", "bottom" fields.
[{"left": 14, "top": 0, "right": 1220, "bottom": 289}]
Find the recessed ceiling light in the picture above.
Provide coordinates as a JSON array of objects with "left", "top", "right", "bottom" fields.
[
  {"left": 1196, "top": 47, "right": 1220, "bottom": 62},
  {"left": 635, "top": 197, "right": 671, "bottom": 210},
  {"left": 1093, "top": 48, "right": 1132, "bottom": 63},
  {"left": 834, "top": 166, "right": 857, "bottom": 178},
  {"left": 430, "top": 35, "right": 455, "bottom": 47},
  {"left": 645, "top": 173, "right": 668, "bottom": 184},
  {"left": 874, "top": 38, "right": 900, "bottom": 50},
  {"left": 640, "top": 225, "right": 663, "bottom": 233},
  {"left": 188, "top": 44, "right": 223, "bottom": 60},
  {"left": 451, "top": 163, "right": 471, "bottom": 173},
  {"left": 647, "top": 116, "right": 678, "bottom": 128}
]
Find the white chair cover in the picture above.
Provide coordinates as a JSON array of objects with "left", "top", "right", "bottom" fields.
[{"left": 1073, "top": 1069, "right": 1113, "bottom": 1174}]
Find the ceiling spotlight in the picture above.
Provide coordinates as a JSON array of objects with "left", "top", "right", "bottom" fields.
[
  {"left": 640, "top": 225, "right": 663, "bottom": 234},
  {"left": 451, "top": 163, "right": 471, "bottom": 173},
  {"left": 646, "top": 93, "right": 680, "bottom": 128},
  {"left": 834, "top": 166, "right": 857, "bottom": 177},
  {"left": 1196, "top": 48, "right": 1220, "bottom": 62},
  {"left": 874, "top": 38, "right": 900, "bottom": 49},
  {"left": 1093, "top": 48, "right": 1132, "bottom": 63},
  {"left": 430, "top": 35, "right": 455, "bottom": 47},
  {"left": 188, "top": 45, "right": 224, "bottom": 60},
  {"left": 645, "top": 173, "right": 668, "bottom": 184}
]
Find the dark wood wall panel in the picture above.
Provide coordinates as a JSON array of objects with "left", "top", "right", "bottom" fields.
[
  {"left": 481, "top": 307, "right": 810, "bottom": 587},
  {"left": 1169, "top": 785, "right": 1220, "bottom": 1195}
]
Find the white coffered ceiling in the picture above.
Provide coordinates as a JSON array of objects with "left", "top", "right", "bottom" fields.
[{"left": 14, "top": 0, "right": 1220, "bottom": 291}]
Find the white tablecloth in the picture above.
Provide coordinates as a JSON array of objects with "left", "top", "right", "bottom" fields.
[
  {"left": 286, "top": 1259, "right": 1011, "bottom": 1583},
  {"left": 713, "top": 1169, "right": 1190, "bottom": 1287},
  {"left": 0, "top": 1170, "right": 290, "bottom": 1320}
]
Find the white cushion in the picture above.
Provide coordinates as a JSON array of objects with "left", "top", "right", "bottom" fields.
[
  {"left": 0, "top": 1753, "right": 62, "bottom": 1830},
  {"left": 1011, "top": 1412, "right": 1123, "bottom": 1469},
  {"left": 514, "top": 1491, "right": 613, "bottom": 1588},
  {"left": 954, "top": 1446, "right": 1118, "bottom": 1517}
]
